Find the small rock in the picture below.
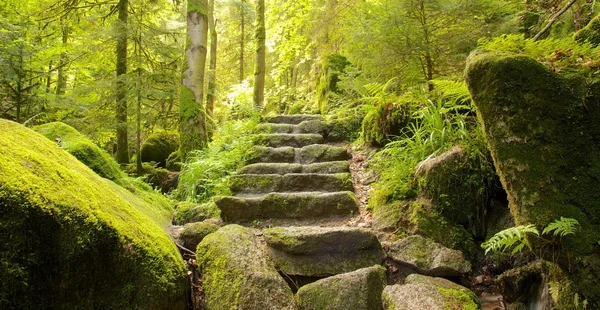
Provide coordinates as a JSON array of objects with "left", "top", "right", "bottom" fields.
[
  {"left": 385, "top": 235, "right": 471, "bottom": 277},
  {"left": 296, "top": 265, "right": 387, "bottom": 310}
]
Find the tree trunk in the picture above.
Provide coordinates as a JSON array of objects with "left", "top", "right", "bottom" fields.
[
  {"left": 206, "top": 0, "right": 217, "bottom": 120},
  {"left": 56, "top": 20, "right": 69, "bottom": 96},
  {"left": 240, "top": 0, "right": 245, "bottom": 82},
  {"left": 115, "top": 0, "right": 129, "bottom": 164},
  {"left": 179, "top": 0, "right": 209, "bottom": 161},
  {"left": 253, "top": 0, "right": 266, "bottom": 110}
]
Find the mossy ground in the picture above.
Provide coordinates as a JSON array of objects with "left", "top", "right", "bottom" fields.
[{"left": 0, "top": 119, "right": 186, "bottom": 309}]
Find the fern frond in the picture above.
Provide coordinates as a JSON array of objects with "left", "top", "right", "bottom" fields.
[
  {"left": 542, "top": 217, "right": 579, "bottom": 237},
  {"left": 481, "top": 224, "right": 539, "bottom": 255}
]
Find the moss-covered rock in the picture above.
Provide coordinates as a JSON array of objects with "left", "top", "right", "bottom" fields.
[
  {"left": 297, "top": 144, "right": 350, "bottom": 164},
  {"left": 385, "top": 235, "right": 471, "bottom": 277},
  {"left": 296, "top": 265, "right": 387, "bottom": 310},
  {"left": 416, "top": 146, "right": 483, "bottom": 230},
  {"left": 263, "top": 226, "right": 385, "bottom": 277},
  {"left": 166, "top": 151, "right": 182, "bottom": 171},
  {"left": 0, "top": 119, "right": 186, "bottom": 309},
  {"left": 574, "top": 14, "right": 600, "bottom": 46},
  {"left": 196, "top": 225, "right": 296, "bottom": 309},
  {"left": 248, "top": 146, "right": 296, "bottom": 164},
  {"left": 382, "top": 274, "right": 480, "bottom": 310},
  {"left": 178, "top": 220, "right": 220, "bottom": 250},
  {"left": 326, "top": 116, "right": 362, "bottom": 142},
  {"left": 465, "top": 51, "right": 600, "bottom": 306},
  {"left": 172, "top": 201, "right": 220, "bottom": 225},
  {"left": 34, "top": 122, "right": 125, "bottom": 182},
  {"left": 229, "top": 173, "right": 353, "bottom": 195},
  {"left": 215, "top": 191, "right": 358, "bottom": 222},
  {"left": 316, "top": 54, "right": 351, "bottom": 114},
  {"left": 256, "top": 133, "right": 324, "bottom": 148},
  {"left": 266, "top": 114, "right": 325, "bottom": 124},
  {"left": 126, "top": 162, "right": 179, "bottom": 193},
  {"left": 140, "top": 131, "right": 179, "bottom": 168}
]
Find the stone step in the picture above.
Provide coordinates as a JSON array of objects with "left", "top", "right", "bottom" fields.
[
  {"left": 248, "top": 145, "right": 350, "bottom": 164},
  {"left": 229, "top": 173, "right": 353, "bottom": 195},
  {"left": 257, "top": 120, "right": 327, "bottom": 135},
  {"left": 265, "top": 114, "right": 325, "bottom": 124},
  {"left": 215, "top": 191, "right": 358, "bottom": 222},
  {"left": 263, "top": 226, "right": 385, "bottom": 277},
  {"left": 257, "top": 133, "right": 324, "bottom": 148},
  {"left": 239, "top": 161, "right": 350, "bottom": 175}
]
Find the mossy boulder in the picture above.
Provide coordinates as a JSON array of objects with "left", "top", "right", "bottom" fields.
[
  {"left": 172, "top": 201, "right": 220, "bottom": 225},
  {"left": 297, "top": 144, "right": 350, "bottom": 164},
  {"left": 326, "top": 116, "right": 362, "bottom": 142},
  {"left": 126, "top": 162, "right": 179, "bottom": 193},
  {"left": 382, "top": 274, "right": 480, "bottom": 310},
  {"left": 384, "top": 235, "right": 471, "bottom": 277},
  {"left": 229, "top": 173, "right": 353, "bottom": 195},
  {"left": 178, "top": 220, "right": 220, "bottom": 250},
  {"left": 140, "top": 131, "right": 179, "bottom": 168},
  {"left": 574, "top": 14, "right": 600, "bottom": 46},
  {"left": 465, "top": 51, "right": 600, "bottom": 306},
  {"left": 296, "top": 265, "right": 387, "bottom": 310},
  {"left": 196, "top": 225, "right": 296, "bottom": 309},
  {"left": 256, "top": 133, "right": 324, "bottom": 148},
  {"left": 263, "top": 226, "right": 385, "bottom": 277},
  {"left": 33, "top": 122, "right": 125, "bottom": 182},
  {"left": 416, "top": 146, "right": 483, "bottom": 230},
  {"left": 0, "top": 119, "right": 186, "bottom": 309}
]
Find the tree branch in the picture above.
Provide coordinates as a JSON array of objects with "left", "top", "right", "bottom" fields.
[{"left": 533, "top": 0, "right": 579, "bottom": 41}]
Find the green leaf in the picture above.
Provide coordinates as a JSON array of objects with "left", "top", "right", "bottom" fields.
[
  {"left": 481, "top": 224, "right": 539, "bottom": 255},
  {"left": 542, "top": 217, "right": 579, "bottom": 237}
]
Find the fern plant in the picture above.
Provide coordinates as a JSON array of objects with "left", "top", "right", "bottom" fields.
[
  {"left": 542, "top": 217, "right": 580, "bottom": 237},
  {"left": 482, "top": 217, "right": 580, "bottom": 255},
  {"left": 481, "top": 224, "right": 540, "bottom": 254}
]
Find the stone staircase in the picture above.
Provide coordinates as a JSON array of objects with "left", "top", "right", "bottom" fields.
[
  {"left": 215, "top": 114, "right": 359, "bottom": 224},
  {"left": 194, "top": 115, "right": 480, "bottom": 310}
]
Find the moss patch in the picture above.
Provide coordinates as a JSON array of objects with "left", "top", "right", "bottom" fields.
[
  {"left": 140, "top": 131, "right": 179, "bottom": 168},
  {"left": 34, "top": 122, "right": 125, "bottom": 182},
  {"left": 574, "top": 14, "right": 600, "bottom": 46},
  {"left": 0, "top": 119, "right": 186, "bottom": 309}
]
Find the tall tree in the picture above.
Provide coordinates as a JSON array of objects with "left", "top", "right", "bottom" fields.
[
  {"left": 56, "top": 18, "right": 69, "bottom": 96},
  {"left": 115, "top": 0, "right": 129, "bottom": 164},
  {"left": 206, "top": 0, "right": 217, "bottom": 119},
  {"left": 179, "top": 0, "right": 209, "bottom": 160},
  {"left": 240, "top": 0, "right": 246, "bottom": 82},
  {"left": 253, "top": 0, "right": 265, "bottom": 110}
]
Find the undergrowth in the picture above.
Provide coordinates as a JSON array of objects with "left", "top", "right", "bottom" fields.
[{"left": 177, "top": 118, "right": 259, "bottom": 203}]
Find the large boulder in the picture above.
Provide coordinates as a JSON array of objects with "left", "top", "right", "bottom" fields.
[
  {"left": 296, "top": 265, "right": 387, "bottom": 310},
  {"left": 384, "top": 235, "right": 471, "bottom": 277},
  {"left": 263, "top": 226, "right": 385, "bottom": 277},
  {"left": 382, "top": 274, "right": 479, "bottom": 310},
  {"left": 0, "top": 119, "right": 186, "bottom": 309},
  {"left": 34, "top": 122, "right": 125, "bottom": 182},
  {"left": 178, "top": 220, "right": 220, "bottom": 250},
  {"left": 466, "top": 51, "right": 600, "bottom": 306},
  {"left": 196, "top": 225, "right": 296, "bottom": 310},
  {"left": 140, "top": 131, "right": 179, "bottom": 168}
]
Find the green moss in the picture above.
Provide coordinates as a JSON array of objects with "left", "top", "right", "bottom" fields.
[
  {"left": 179, "top": 221, "right": 219, "bottom": 250},
  {"left": 166, "top": 151, "right": 182, "bottom": 171},
  {"left": 179, "top": 86, "right": 207, "bottom": 161},
  {"left": 0, "top": 119, "right": 186, "bottom": 309},
  {"left": 34, "top": 122, "right": 125, "bottom": 182},
  {"left": 574, "top": 14, "right": 600, "bottom": 46},
  {"left": 437, "top": 287, "right": 479, "bottom": 310},
  {"left": 140, "top": 131, "right": 179, "bottom": 168},
  {"left": 173, "top": 201, "right": 220, "bottom": 225},
  {"left": 466, "top": 51, "right": 600, "bottom": 306},
  {"left": 317, "top": 54, "right": 351, "bottom": 114}
]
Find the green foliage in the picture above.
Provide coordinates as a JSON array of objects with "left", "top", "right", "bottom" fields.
[
  {"left": 481, "top": 224, "right": 540, "bottom": 255},
  {"left": 542, "top": 217, "right": 580, "bottom": 237},
  {"left": 177, "top": 118, "right": 259, "bottom": 202},
  {"left": 483, "top": 218, "right": 581, "bottom": 255}
]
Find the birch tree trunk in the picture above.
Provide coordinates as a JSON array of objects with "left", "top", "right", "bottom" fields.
[
  {"left": 179, "top": 0, "right": 209, "bottom": 160},
  {"left": 206, "top": 0, "right": 217, "bottom": 119}
]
